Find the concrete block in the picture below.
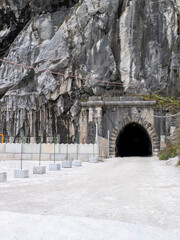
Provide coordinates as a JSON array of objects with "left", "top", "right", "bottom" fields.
[
  {"left": 42, "top": 144, "right": 54, "bottom": 153},
  {"left": 14, "top": 169, "right": 29, "bottom": 178},
  {"left": 30, "top": 154, "right": 39, "bottom": 161},
  {"left": 42, "top": 143, "right": 59, "bottom": 153},
  {"left": 32, "top": 154, "right": 50, "bottom": 161},
  {"left": 0, "top": 153, "right": 14, "bottom": 160},
  {"left": 69, "top": 155, "right": 75, "bottom": 161},
  {"left": 33, "top": 166, "right": 46, "bottom": 174},
  {"left": 59, "top": 144, "right": 68, "bottom": 154},
  {"left": 13, "top": 153, "right": 32, "bottom": 160},
  {"left": 50, "top": 154, "right": 64, "bottom": 161},
  {"left": 72, "top": 160, "right": 82, "bottom": 167},
  {"left": 13, "top": 154, "right": 22, "bottom": 160},
  {"left": 40, "top": 154, "right": 50, "bottom": 161},
  {"left": 0, "top": 172, "right": 7, "bottom": 182},
  {"left": 49, "top": 163, "right": 61, "bottom": 171},
  {"left": 0, "top": 144, "right": 6, "bottom": 153},
  {"left": 68, "top": 144, "right": 77, "bottom": 154},
  {"left": 89, "top": 157, "right": 99, "bottom": 163},
  {"left": 78, "top": 154, "right": 90, "bottom": 162},
  {"left": 23, "top": 144, "right": 39, "bottom": 154},
  {"left": 62, "top": 160, "right": 72, "bottom": 168},
  {"left": 79, "top": 144, "right": 98, "bottom": 154},
  {"left": 6, "top": 143, "right": 21, "bottom": 153},
  {"left": 42, "top": 154, "right": 50, "bottom": 160}
]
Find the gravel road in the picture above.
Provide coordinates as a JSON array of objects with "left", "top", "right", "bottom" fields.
[{"left": 0, "top": 157, "right": 179, "bottom": 239}]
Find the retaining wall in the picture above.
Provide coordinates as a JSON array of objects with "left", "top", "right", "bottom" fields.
[{"left": 0, "top": 143, "right": 99, "bottom": 161}]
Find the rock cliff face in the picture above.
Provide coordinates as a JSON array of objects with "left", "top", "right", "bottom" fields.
[
  {"left": 0, "top": 0, "right": 179, "bottom": 142},
  {"left": 0, "top": 0, "right": 78, "bottom": 58}
]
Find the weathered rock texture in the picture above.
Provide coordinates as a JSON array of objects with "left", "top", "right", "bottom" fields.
[
  {"left": 0, "top": 0, "right": 78, "bottom": 58},
  {"left": 0, "top": 0, "right": 179, "bottom": 143}
]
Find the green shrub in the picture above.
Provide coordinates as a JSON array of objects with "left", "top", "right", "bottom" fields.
[
  {"left": 159, "top": 145, "right": 177, "bottom": 160},
  {"left": 159, "top": 153, "right": 169, "bottom": 160},
  {"left": 158, "top": 124, "right": 180, "bottom": 161},
  {"left": 167, "top": 145, "right": 177, "bottom": 158}
]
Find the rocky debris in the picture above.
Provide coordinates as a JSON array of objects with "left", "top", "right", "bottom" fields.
[{"left": 164, "top": 156, "right": 179, "bottom": 166}]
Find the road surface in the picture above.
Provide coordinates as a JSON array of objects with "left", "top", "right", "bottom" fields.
[{"left": 0, "top": 157, "right": 179, "bottom": 239}]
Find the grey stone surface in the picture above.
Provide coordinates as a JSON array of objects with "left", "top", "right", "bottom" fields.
[
  {"left": 72, "top": 160, "right": 82, "bottom": 167},
  {"left": 62, "top": 160, "right": 72, "bottom": 168},
  {"left": 0, "top": 172, "right": 7, "bottom": 182},
  {"left": 0, "top": 0, "right": 179, "bottom": 144},
  {"left": 0, "top": 0, "right": 78, "bottom": 59},
  {"left": 49, "top": 163, "right": 61, "bottom": 171},
  {"left": 154, "top": 149, "right": 159, "bottom": 156},
  {"left": 0, "top": 0, "right": 179, "bottom": 96},
  {"left": 33, "top": 166, "right": 46, "bottom": 174},
  {"left": 89, "top": 157, "right": 98, "bottom": 163},
  {"left": 14, "top": 169, "right": 29, "bottom": 178}
]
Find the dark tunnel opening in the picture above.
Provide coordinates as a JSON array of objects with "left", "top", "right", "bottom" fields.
[{"left": 115, "top": 122, "right": 152, "bottom": 157}]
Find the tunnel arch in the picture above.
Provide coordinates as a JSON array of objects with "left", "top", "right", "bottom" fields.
[
  {"left": 115, "top": 122, "right": 152, "bottom": 157},
  {"left": 109, "top": 114, "right": 159, "bottom": 157}
]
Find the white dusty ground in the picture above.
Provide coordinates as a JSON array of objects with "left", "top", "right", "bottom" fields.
[{"left": 0, "top": 157, "right": 180, "bottom": 239}]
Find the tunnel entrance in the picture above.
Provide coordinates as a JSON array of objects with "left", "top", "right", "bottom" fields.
[{"left": 115, "top": 122, "right": 152, "bottom": 157}]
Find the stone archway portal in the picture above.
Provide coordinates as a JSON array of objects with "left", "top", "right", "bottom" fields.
[
  {"left": 109, "top": 115, "right": 159, "bottom": 157},
  {"left": 115, "top": 122, "right": 152, "bottom": 157}
]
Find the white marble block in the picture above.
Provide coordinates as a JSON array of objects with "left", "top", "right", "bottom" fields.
[
  {"left": 0, "top": 172, "right": 7, "bottom": 182},
  {"left": 72, "top": 160, "right": 82, "bottom": 167},
  {"left": 33, "top": 166, "right": 46, "bottom": 174},
  {"left": 62, "top": 160, "right": 72, "bottom": 168},
  {"left": 49, "top": 163, "right": 61, "bottom": 171},
  {"left": 14, "top": 169, "right": 29, "bottom": 178},
  {"left": 89, "top": 157, "right": 98, "bottom": 163}
]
